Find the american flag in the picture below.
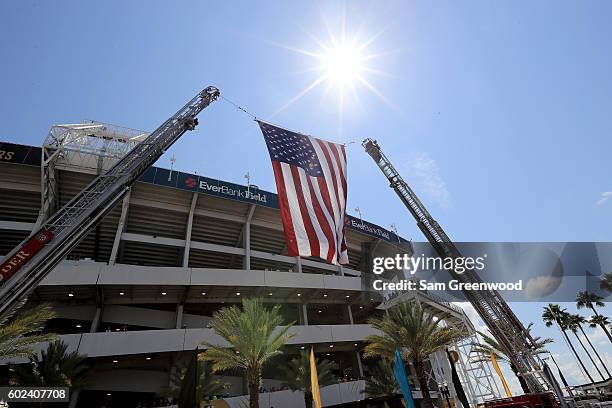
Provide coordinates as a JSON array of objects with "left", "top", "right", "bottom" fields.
[{"left": 258, "top": 121, "right": 349, "bottom": 265}]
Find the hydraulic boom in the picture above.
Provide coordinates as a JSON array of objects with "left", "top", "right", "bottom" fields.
[
  {"left": 362, "top": 138, "right": 550, "bottom": 394},
  {"left": 0, "top": 86, "right": 220, "bottom": 315}
]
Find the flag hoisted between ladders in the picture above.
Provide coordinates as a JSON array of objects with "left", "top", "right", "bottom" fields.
[{"left": 258, "top": 121, "right": 349, "bottom": 265}]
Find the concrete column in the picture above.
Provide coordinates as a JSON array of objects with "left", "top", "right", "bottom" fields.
[
  {"left": 355, "top": 351, "right": 364, "bottom": 378},
  {"left": 244, "top": 223, "right": 251, "bottom": 270},
  {"left": 434, "top": 350, "right": 460, "bottom": 408},
  {"left": 183, "top": 193, "right": 199, "bottom": 267},
  {"left": 347, "top": 305, "right": 354, "bottom": 324},
  {"left": 299, "top": 304, "right": 309, "bottom": 325},
  {"left": 68, "top": 390, "right": 80, "bottom": 408},
  {"left": 338, "top": 265, "right": 344, "bottom": 276},
  {"left": 109, "top": 190, "right": 131, "bottom": 265},
  {"left": 90, "top": 306, "right": 103, "bottom": 333},
  {"left": 244, "top": 205, "right": 256, "bottom": 270},
  {"left": 296, "top": 256, "right": 302, "bottom": 273},
  {"left": 176, "top": 304, "right": 184, "bottom": 329},
  {"left": 168, "top": 365, "right": 178, "bottom": 387}
]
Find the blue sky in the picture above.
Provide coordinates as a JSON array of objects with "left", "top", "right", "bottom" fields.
[{"left": 1, "top": 0, "right": 611, "bottom": 391}]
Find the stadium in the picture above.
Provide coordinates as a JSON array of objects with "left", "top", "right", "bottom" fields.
[{"left": 0, "top": 122, "right": 499, "bottom": 407}]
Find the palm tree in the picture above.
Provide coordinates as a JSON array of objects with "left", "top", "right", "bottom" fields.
[
  {"left": 362, "top": 359, "right": 401, "bottom": 408},
  {"left": 11, "top": 340, "right": 91, "bottom": 389},
  {"left": 0, "top": 301, "right": 57, "bottom": 360},
  {"left": 600, "top": 273, "right": 612, "bottom": 293},
  {"left": 575, "top": 291, "right": 611, "bottom": 342},
  {"left": 364, "top": 302, "right": 462, "bottom": 408},
  {"left": 566, "top": 315, "right": 606, "bottom": 380},
  {"left": 542, "top": 304, "right": 594, "bottom": 383},
  {"left": 200, "top": 298, "right": 295, "bottom": 408},
  {"left": 162, "top": 360, "right": 229, "bottom": 403},
  {"left": 589, "top": 315, "right": 612, "bottom": 343},
  {"left": 280, "top": 351, "right": 336, "bottom": 408},
  {"left": 568, "top": 314, "right": 610, "bottom": 379},
  {"left": 471, "top": 323, "right": 552, "bottom": 394}
]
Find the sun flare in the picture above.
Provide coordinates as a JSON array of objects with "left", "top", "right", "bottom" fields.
[
  {"left": 271, "top": 14, "right": 395, "bottom": 123},
  {"left": 322, "top": 42, "right": 364, "bottom": 88}
]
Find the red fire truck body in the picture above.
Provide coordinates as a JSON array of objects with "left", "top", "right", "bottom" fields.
[{"left": 484, "top": 393, "right": 560, "bottom": 408}]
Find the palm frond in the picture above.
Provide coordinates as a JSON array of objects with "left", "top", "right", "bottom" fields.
[
  {"left": 363, "top": 359, "right": 399, "bottom": 398},
  {"left": 576, "top": 291, "right": 605, "bottom": 309},
  {"left": 12, "top": 340, "right": 91, "bottom": 389},
  {"left": 0, "top": 303, "right": 57, "bottom": 360},
  {"left": 281, "top": 351, "right": 336, "bottom": 393},
  {"left": 200, "top": 297, "right": 295, "bottom": 405},
  {"left": 600, "top": 273, "right": 612, "bottom": 293}
]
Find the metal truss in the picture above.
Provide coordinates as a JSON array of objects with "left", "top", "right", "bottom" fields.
[
  {"left": 453, "top": 331, "right": 501, "bottom": 405},
  {"left": 1, "top": 86, "right": 220, "bottom": 315},
  {"left": 362, "top": 138, "right": 551, "bottom": 394},
  {"left": 44, "top": 121, "right": 149, "bottom": 171},
  {"left": 35, "top": 122, "right": 149, "bottom": 226}
]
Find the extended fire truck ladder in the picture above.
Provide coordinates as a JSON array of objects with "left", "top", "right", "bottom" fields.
[
  {"left": 0, "top": 86, "right": 220, "bottom": 315},
  {"left": 362, "top": 138, "right": 550, "bottom": 394}
]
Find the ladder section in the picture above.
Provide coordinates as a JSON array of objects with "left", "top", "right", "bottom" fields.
[
  {"left": 362, "top": 138, "right": 549, "bottom": 393},
  {"left": 0, "top": 86, "right": 220, "bottom": 315}
]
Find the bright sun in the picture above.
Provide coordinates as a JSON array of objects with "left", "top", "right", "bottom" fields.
[
  {"left": 323, "top": 43, "right": 364, "bottom": 87},
  {"left": 271, "top": 15, "right": 394, "bottom": 123}
]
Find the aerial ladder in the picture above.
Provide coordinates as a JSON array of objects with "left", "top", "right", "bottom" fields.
[
  {"left": 362, "top": 138, "right": 551, "bottom": 394},
  {"left": 0, "top": 86, "right": 220, "bottom": 315}
]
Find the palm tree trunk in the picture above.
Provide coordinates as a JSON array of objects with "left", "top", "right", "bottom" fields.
[
  {"left": 413, "top": 359, "right": 433, "bottom": 408},
  {"left": 599, "top": 323, "right": 612, "bottom": 342},
  {"left": 247, "top": 366, "right": 261, "bottom": 408},
  {"left": 590, "top": 306, "right": 612, "bottom": 342},
  {"left": 509, "top": 362, "right": 530, "bottom": 394},
  {"left": 304, "top": 390, "right": 313, "bottom": 408},
  {"left": 572, "top": 330, "right": 604, "bottom": 380},
  {"left": 578, "top": 323, "right": 611, "bottom": 378},
  {"left": 561, "top": 328, "right": 594, "bottom": 383}
]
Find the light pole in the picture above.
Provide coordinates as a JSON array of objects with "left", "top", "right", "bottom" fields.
[
  {"left": 244, "top": 172, "right": 251, "bottom": 196},
  {"left": 390, "top": 223, "right": 401, "bottom": 243},
  {"left": 168, "top": 154, "right": 176, "bottom": 181},
  {"left": 353, "top": 206, "right": 363, "bottom": 223}
]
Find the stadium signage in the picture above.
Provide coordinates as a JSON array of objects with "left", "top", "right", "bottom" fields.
[
  {"left": 348, "top": 217, "right": 391, "bottom": 241},
  {"left": 197, "top": 179, "right": 269, "bottom": 205},
  {"left": 1, "top": 142, "right": 408, "bottom": 246},
  {"left": 0, "top": 142, "right": 41, "bottom": 166},
  {"left": 138, "top": 167, "right": 279, "bottom": 208}
]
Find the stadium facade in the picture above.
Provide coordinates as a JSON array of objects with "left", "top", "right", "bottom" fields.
[{"left": 0, "top": 124, "right": 499, "bottom": 407}]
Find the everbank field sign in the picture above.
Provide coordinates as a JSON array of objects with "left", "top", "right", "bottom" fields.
[
  {"left": 197, "top": 178, "right": 269, "bottom": 205},
  {"left": 139, "top": 167, "right": 277, "bottom": 207},
  {"left": 348, "top": 217, "right": 392, "bottom": 241},
  {"left": 138, "top": 166, "right": 409, "bottom": 245}
]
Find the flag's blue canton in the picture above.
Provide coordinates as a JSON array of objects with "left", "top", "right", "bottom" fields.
[{"left": 261, "top": 123, "right": 323, "bottom": 177}]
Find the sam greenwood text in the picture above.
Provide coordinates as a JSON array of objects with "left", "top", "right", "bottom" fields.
[{"left": 372, "top": 279, "right": 523, "bottom": 292}]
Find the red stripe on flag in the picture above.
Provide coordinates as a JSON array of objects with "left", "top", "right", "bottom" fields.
[
  {"left": 339, "top": 144, "right": 347, "bottom": 163},
  {"left": 289, "top": 166, "right": 321, "bottom": 258},
  {"left": 317, "top": 177, "right": 336, "bottom": 230},
  {"left": 306, "top": 177, "right": 336, "bottom": 263},
  {"left": 271, "top": 161, "right": 299, "bottom": 257},
  {"left": 329, "top": 144, "right": 347, "bottom": 198},
  {"left": 316, "top": 140, "right": 343, "bottom": 220}
]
